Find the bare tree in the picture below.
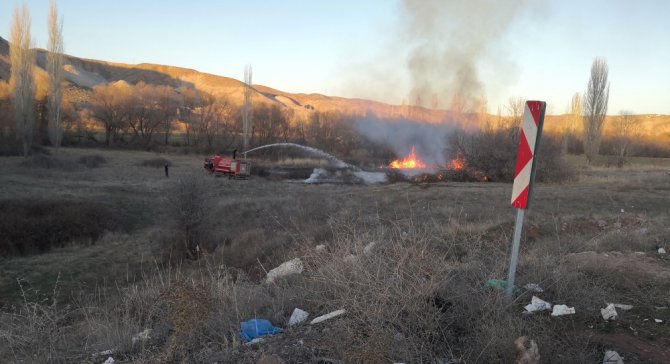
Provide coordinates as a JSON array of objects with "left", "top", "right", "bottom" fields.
[
  {"left": 47, "top": 0, "right": 64, "bottom": 151},
  {"left": 613, "top": 110, "right": 639, "bottom": 167},
  {"left": 562, "top": 92, "right": 581, "bottom": 154},
  {"left": 504, "top": 97, "right": 524, "bottom": 130},
  {"left": 583, "top": 58, "right": 609, "bottom": 164},
  {"left": 90, "top": 81, "right": 132, "bottom": 145},
  {"left": 10, "top": 4, "right": 35, "bottom": 157},
  {"left": 242, "top": 65, "right": 253, "bottom": 153}
]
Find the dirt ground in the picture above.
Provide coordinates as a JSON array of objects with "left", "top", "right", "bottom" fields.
[{"left": 1, "top": 148, "right": 669, "bottom": 363}]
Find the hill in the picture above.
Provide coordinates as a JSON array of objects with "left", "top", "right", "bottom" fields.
[{"left": 1, "top": 35, "right": 669, "bottom": 139}]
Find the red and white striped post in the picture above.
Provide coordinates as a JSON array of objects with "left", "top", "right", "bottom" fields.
[{"left": 505, "top": 100, "right": 546, "bottom": 302}]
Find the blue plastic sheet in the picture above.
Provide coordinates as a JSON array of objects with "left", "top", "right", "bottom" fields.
[{"left": 239, "top": 319, "right": 282, "bottom": 341}]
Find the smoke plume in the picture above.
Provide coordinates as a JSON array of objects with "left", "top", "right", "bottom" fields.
[{"left": 402, "top": 0, "right": 529, "bottom": 112}]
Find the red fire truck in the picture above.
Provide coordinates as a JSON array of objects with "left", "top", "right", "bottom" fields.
[{"left": 204, "top": 154, "right": 251, "bottom": 179}]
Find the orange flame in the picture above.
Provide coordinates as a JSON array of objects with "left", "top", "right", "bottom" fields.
[
  {"left": 448, "top": 157, "right": 465, "bottom": 171},
  {"left": 389, "top": 146, "right": 426, "bottom": 169}
]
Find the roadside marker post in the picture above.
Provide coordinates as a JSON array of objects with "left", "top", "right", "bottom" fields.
[{"left": 505, "top": 100, "right": 546, "bottom": 302}]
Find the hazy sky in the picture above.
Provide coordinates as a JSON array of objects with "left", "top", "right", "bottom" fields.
[{"left": 1, "top": 0, "right": 668, "bottom": 114}]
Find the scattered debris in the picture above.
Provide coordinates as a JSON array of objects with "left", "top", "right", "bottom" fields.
[
  {"left": 245, "top": 337, "right": 266, "bottom": 346},
  {"left": 315, "top": 244, "right": 326, "bottom": 252},
  {"left": 603, "top": 350, "right": 624, "bottom": 364},
  {"left": 523, "top": 283, "right": 544, "bottom": 293},
  {"left": 93, "top": 349, "right": 114, "bottom": 357},
  {"left": 266, "top": 258, "right": 304, "bottom": 283},
  {"left": 363, "top": 241, "right": 377, "bottom": 255},
  {"left": 659, "top": 247, "right": 667, "bottom": 254},
  {"left": 310, "top": 309, "right": 346, "bottom": 324},
  {"left": 288, "top": 308, "right": 309, "bottom": 326},
  {"left": 240, "top": 319, "right": 282, "bottom": 341},
  {"left": 514, "top": 336, "right": 540, "bottom": 364},
  {"left": 524, "top": 296, "right": 552, "bottom": 313},
  {"left": 131, "top": 328, "right": 152, "bottom": 345},
  {"left": 654, "top": 319, "right": 663, "bottom": 323},
  {"left": 484, "top": 279, "right": 520, "bottom": 294},
  {"left": 103, "top": 357, "right": 115, "bottom": 364},
  {"left": 601, "top": 304, "right": 618, "bottom": 321},
  {"left": 551, "top": 305, "right": 575, "bottom": 316},
  {"left": 611, "top": 303, "right": 633, "bottom": 311}
]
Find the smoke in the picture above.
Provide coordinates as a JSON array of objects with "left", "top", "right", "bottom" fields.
[
  {"left": 402, "top": 0, "right": 529, "bottom": 112},
  {"left": 352, "top": 117, "right": 456, "bottom": 168}
]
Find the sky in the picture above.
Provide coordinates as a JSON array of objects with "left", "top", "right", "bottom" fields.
[{"left": 0, "top": 0, "right": 668, "bottom": 115}]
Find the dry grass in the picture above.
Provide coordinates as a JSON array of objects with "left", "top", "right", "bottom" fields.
[{"left": 0, "top": 147, "right": 669, "bottom": 362}]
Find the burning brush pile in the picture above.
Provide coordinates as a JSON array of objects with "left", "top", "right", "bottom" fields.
[{"left": 384, "top": 145, "right": 488, "bottom": 184}]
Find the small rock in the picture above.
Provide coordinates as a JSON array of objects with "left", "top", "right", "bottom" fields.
[
  {"left": 601, "top": 304, "right": 618, "bottom": 321},
  {"left": 103, "top": 357, "right": 115, "bottom": 364},
  {"left": 658, "top": 247, "right": 666, "bottom": 254},
  {"left": 288, "top": 308, "right": 309, "bottom": 326},
  {"left": 654, "top": 319, "right": 663, "bottom": 323},
  {"left": 514, "top": 336, "right": 540, "bottom": 364},
  {"left": 310, "top": 309, "right": 346, "bottom": 324},
  {"left": 603, "top": 350, "right": 623, "bottom": 364},
  {"left": 266, "top": 258, "right": 303, "bottom": 283},
  {"left": 315, "top": 244, "right": 326, "bottom": 252}
]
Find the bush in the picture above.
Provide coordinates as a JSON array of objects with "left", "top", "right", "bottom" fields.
[
  {"left": 0, "top": 138, "right": 51, "bottom": 157},
  {"left": 140, "top": 157, "right": 172, "bottom": 168},
  {"left": 20, "top": 155, "right": 79, "bottom": 170},
  {"left": 159, "top": 175, "right": 218, "bottom": 262},
  {"left": 77, "top": 154, "right": 107, "bottom": 168},
  {"left": 0, "top": 199, "right": 120, "bottom": 256},
  {"left": 449, "top": 127, "right": 575, "bottom": 183}
]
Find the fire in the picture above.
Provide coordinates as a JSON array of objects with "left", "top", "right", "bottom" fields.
[
  {"left": 448, "top": 156, "right": 465, "bottom": 171},
  {"left": 389, "top": 146, "right": 426, "bottom": 169}
]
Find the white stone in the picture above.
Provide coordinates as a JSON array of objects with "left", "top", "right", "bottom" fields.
[
  {"left": 310, "top": 309, "right": 346, "bottom": 324},
  {"left": 658, "top": 247, "right": 666, "bottom": 254},
  {"left": 551, "top": 304, "right": 575, "bottom": 316},
  {"left": 654, "top": 319, "right": 663, "bottom": 323},
  {"left": 601, "top": 304, "right": 618, "bottom": 321},
  {"left": 266, "top": 258, "right": 304, "bottom": 283},
  {"left": 103, "top": 357, "right": 115, "bottom": 364},
  {"left": 288, "top": 308, "right": 309, "bottom": 326},
  {"left": 315, "top": 244, "right": 326, "bottom": 252}
]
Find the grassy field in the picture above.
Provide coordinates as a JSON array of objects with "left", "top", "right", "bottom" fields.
[{"left": 1, "top": 148, "right": 669, "bottom": 363}]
